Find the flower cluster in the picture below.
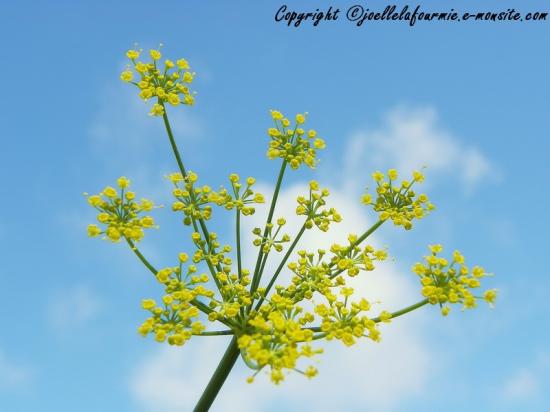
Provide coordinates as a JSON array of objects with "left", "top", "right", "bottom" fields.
[
  {"left": 412, "top": 245, "right": 497, "bottom": 315},
  {"left": 86, "top": 177, "right": 157, "bottom": 242},
  {"left": 284, "top": 250, "right": 335, "bottom": 301},
  {"left": 208, "top": 174, "right": 265, "bottom": 215},
  {"left": 238, "top": 305, "right": 322, "bottom": 384},
  {"left": 208, "top": 268, "right": 253, "bottom": 321},
  {"left": 120, "top": 46, "right": 196, "bottom": 116},
  {"left": 252, "top": 218, "right": 291, "bottom": 253},
  {"left": 266, "top": 110, "right": 326, "bottom": 169},
  {"left": 138, "top": 254, "right": 215, "bottom": 345},
  {"left": 315, "top": 292, "right": 384, "bottom": 346},
  {"left": 361, "top": 169, "right": 434, "bottom": 230},
  {"left": 169, "top": 171, "right": 213, "bottom": 225},
  {"left": 190, "top": 231, "right": 232, "bottom": 268},
  {"left": 296, "top": 181, "right": 342, "bottom": 231},
  {"left": 329, "top": 235, "right": 388, "bottom": 277}
]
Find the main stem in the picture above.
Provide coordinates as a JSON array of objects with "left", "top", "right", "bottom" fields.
[{"left": 193, "top": 337, "right": 240, "bottom": 412}]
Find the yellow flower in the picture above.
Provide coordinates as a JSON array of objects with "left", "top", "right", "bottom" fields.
[
  {"left": 120, "top": 70, "right": 133, "bottom": 82},
  {"left": 106, "top": 227, "right": 121, "bottom": 242},
  {"left": 87, "top": 195, "right": 103, "bottom": 207},
  {"left": 177, "top": 58, "right": 190, "bottom": 69},
  {"left": 271, "top": 110, "right": 284, "bottom": 120},
  {"left": 141, "top": 299, "right": 156, "bottom": 310},
  {"left": 304, "top": 366, "right": 318, "bottom": 378},
  {"left": 156, "top": 268, "right": 172, "bottom": 283},
  {"left": 117, "top": 176, "right": 130, "bottom": 189},
  {"left": 141, "top": 216, "right": 155, "bottom": 228},
  {"left": 183, "top": 72, "right": 194, "bottom": 83},
  {"left": 150, "top": 103, "right": 165, "bottom": 116},
  {"left": 126, "top": 49, "right": 140, "bottom": 60},
  {"left": 483, "top": 289, "right": 497, "bottom": 306},
  {"left": 167, "top": 93, "right": 180, "bottom": 106},
  {"left": 103, "top": 186, "right": 117, "bottom": 198},
  {"left": 87, "top": 224, "right": 101, "bottom": 237},
  {"left": 184, "top": 95, "right": 195, "bottom": 105},
  {"left": 150, "top": 49, "right": 161, "bottom": 60},
  {"left": 372, "top": 171, "right": 384, "bottom": 182},
  {"left": 413, "top": 170, "right": 425, "bottom": 182},
  {"left": 313, "top": 138, "right": 326, "bottom": 149}
]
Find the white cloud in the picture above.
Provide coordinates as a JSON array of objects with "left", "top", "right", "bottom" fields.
[
  {"left": 344, "top": 107, "right": 494, "bottom": 194},
  {"left": 0, "top": 349, "right": 33, "bottom": 388},
  {"left": 500, "top": 352, "right": 550, "bottom": 402},
  {"left": 129, "top": 339, "right": 228, "bottom": 412},
  {"left": 47, "top": 285, "right": 102, "bottom": 332},
  {"left": 502, "top": 368, "right": 540, "bottom": 399}
]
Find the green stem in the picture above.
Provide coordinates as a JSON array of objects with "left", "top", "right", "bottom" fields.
[
  {"left": 329, "top": 219, "right": 385, "bottom": 279},
  {"left": 346, "top": 219, "right": 385, "bottom": 256},
  {"left": 125, "top": 238, "right": 156, "bottom": 274},
  {"left": 250, "top": 161, "right": 287, "bottom": 295},
  {"left": 197, "top": 330, "right": 234, "bottom": 336},
  {"left": 236, "top": 210, "right": 242, "bottom": 279},
  {"left": 371, "top": 298, "right": 429, "bottom": 322},
  {"left": 194, "top": 337, "right": 240, "bottom": 412},
  {"left": 161, "top": 107, "right": 187, "bottom": 177},
  {"left": 305, "top": 298, "right": 430, "bottom": 333},
  {"left": 254, "top": 223, "right": 307, "bottom": 311}
]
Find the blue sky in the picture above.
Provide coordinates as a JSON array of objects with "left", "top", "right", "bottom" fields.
[{"left": 0, "top": 1, "right": 549, "bottom": 411}]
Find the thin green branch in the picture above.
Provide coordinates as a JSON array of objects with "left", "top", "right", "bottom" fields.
[
  {"left": 370, "top": 298, "right": 429, "bottom": 322},
  {"left": 254, "top": 223, "right": 307, "bottom": 311},
  {"left": 304, "top": 298, "right": 430, "bottom": 333},
  {"left": 161, "top": 107, "right": 187, "bottom": 177},
  {"left": 197, "top": 330, "right": 234, "bottom": 336},
  {"left": 125, "top": 237, "right": 157, "bottom": 275},
  {"left": 236, "top": 210, "right": 242, "bottom": 279},
  {"left": 328, "top": 219, "right": 385, "bottom": 279},
  {"left": 250, "top": 160, "right": 287, "bottom": 295}
]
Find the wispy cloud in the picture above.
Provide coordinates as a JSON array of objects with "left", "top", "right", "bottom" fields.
[
  {"left": 0, "top": 348, "right": 34, "bottom": 389},
  {"left": 500, "top": 352, "right": 550, "bottom": 402},
  {"left": 47, "top": 284, "right": 102, "bottom": 333},
  {"left": 129, "top": 339, "right": 229, "bottom": 412},
  {"left": 343, "top": 106, "right": 495, "bottom": 194},
  {"left": 502, "top": 368, "right": 540, "bottom": 399}
]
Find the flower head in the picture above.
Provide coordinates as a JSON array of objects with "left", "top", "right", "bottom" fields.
[
  {"left": 85, "top": 178, "right": 158, "bottom": 242},
  {"left": 121, "top": 45, "right": 197, "bottom": 115},
  {"left": 266, "top": 110, "right": 325, "bottom": 170}
]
